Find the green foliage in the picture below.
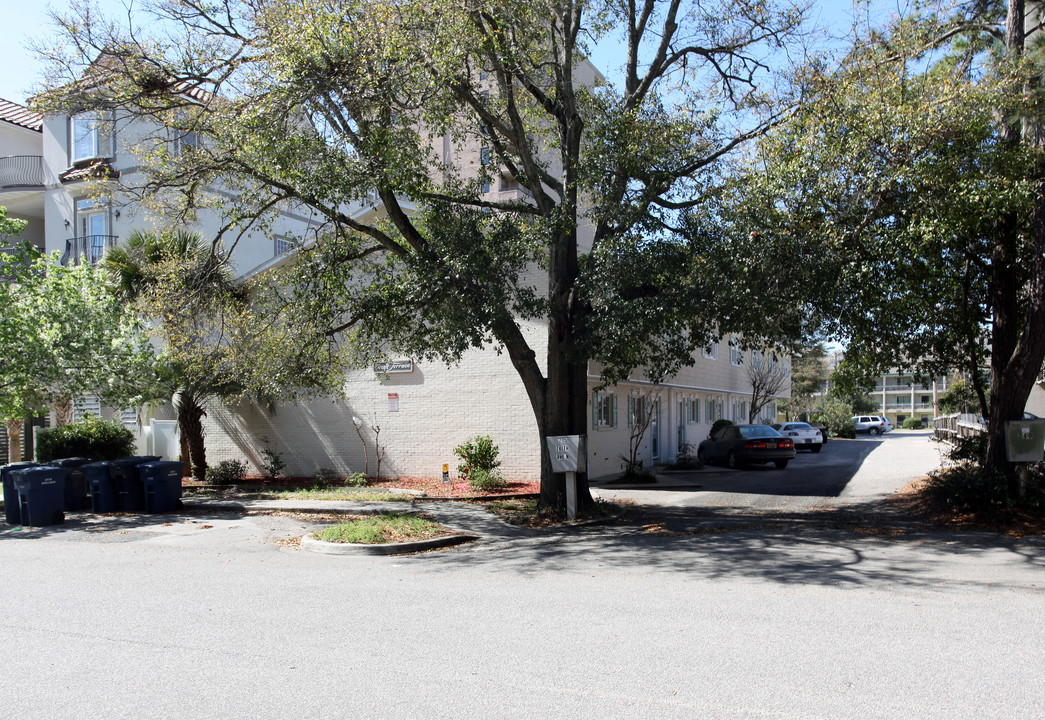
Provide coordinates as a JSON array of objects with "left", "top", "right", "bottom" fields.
[
  {"left": 453, "top": 434, "right": 501, "bottom": 479},
  {"left": 833, "top": 419, "right": 857, "bottom": 439},
  {"left": 902, "top": 418, "right": 923, "bottom": 430},
  {"left": 312, "top": 467, "right": 340, "bottom": 484},
  {"left": 313, "top": 513, "right": 443, "bottom": 544},
  {"left": 820, "top": 398, "right": 855, "bottom": 439},
  {"left": 344, "top": 471, "right": 368, "bottom": 488},
  {"left": 710, "top": 419, "right": 734, "bottom": 437},
  {"left": 0, "top": 222, "right": 154, "bottom": 424},
  {"left": 260, "top": 446, "right": 286, "bottom": 481},
  {"left": 938, "top": 379, "right": 982, "bottom": 416},
  {"left": 924, "top": 464, "right": 1045, "bottom": 513},
  {"left": 206, "top": 459, "right": 248, "bottom": 485},
  {"left": 35, "top": 416, "right": 135, "bottom": 462},
  {"left": 467, "top": 467, "right": 508, "bottom": 492}
]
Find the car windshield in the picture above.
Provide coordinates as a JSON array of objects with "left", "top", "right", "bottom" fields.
[
  {"left": 789, "top": 423, "right": 812, "bottom": 430},
  {"left": 739, "top": 425, "right": 782, "bottom": 438}
]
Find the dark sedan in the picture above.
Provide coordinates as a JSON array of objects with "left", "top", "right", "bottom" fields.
[{"left": 697, "top": 424, "right": 797, "bottom": 470}]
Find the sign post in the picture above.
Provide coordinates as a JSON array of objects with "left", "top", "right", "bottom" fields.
[
  {"left": 1005, "top": 420, "right": 1045, "bottom": 498},
  {"left": 546, "top": 435, "right": 587, "bottom": 521}
]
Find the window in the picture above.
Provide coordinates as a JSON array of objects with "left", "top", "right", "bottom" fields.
[
  {"left": 275, "top": 236, "right": 298, "bottom": 256},
  {"left": 627, "top": 395, "right": 645, "bottom": 428},
  {"left": 71, "top": 111, "right": 113, "bottom": 163},
  {"left": 76, "top": 197, "right": 110, "bottom": 264},
  {"left": 593, "top": 391, "right": 617, "bottom": 429},
  {"left": 480, "top": 180, "right": 490, "bottom": 194},
  {"left": 751, "top": 349, "right": 763, "bottom": 371},
  {"left": 480, "top": 147, "right": 491, "bottom": 166},
  {"left": 174, "top": 129, "right": 198, "bottom": 155},
  {"left": 729, "top": 338, "right": 743, "bottom": 366},
  {"left": 702, "top": 342, "right": 718, "bottom": 360},
  {"left": 769, "top": 354, "right": 779, "bottom": 375},
  {"left": 687, "top": 398, "right": 698, "bottom": 423}
]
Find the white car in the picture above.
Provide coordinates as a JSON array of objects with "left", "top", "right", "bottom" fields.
[
  {"left": 772, "top": 422, "right": 824, "bottom": 453},
  {"left": 852, "top": 415, "right": 891, "bottom": 435}
]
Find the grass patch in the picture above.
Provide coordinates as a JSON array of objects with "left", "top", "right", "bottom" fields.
[
  {"left": 313, "top": 513, "right": 446, "bottom": 544},
  {"left": 274, "top": 487, "right": 412, "bottom": 502},
  {"left": 480, "top": 498, "right": 622, "bottom": 527}
]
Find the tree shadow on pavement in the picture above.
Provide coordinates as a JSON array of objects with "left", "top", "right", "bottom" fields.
[{"left": 419, "top": 498, "right": 1045, "bottom": 592}]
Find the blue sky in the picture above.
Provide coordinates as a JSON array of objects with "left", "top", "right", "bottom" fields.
[{"left": 1, "top": 1, "right": 900, "bottom": 106}]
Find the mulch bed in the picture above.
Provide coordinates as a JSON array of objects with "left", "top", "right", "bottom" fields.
[
  {"left": 884, "top": 478, "right": 1045, "bottom": 537},
  {"left": 183, "top": 475, "right": 541, "bottom": 499}
]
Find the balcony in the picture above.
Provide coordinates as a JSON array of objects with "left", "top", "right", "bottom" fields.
[
  {"left": 61, "top": 235, "right": 118, "bottom": 266},
  {"left": 0, "top": 155, "right": 44, "bottom": 191}
]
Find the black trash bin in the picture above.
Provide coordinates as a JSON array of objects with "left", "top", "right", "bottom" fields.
[
  {"left": 84, "top": 462, "right": 118, "bottom": 513},
  {"left": 13, "top": 466, "right": 69, "bottom": 526},
  {"left": 48, "top": 457, "right": 93, "bottom": 511},
  {"left": 109, "top": 456, "right": 161, "bottom": 513},
  {"left": 2, "top": 462, "right": 39, "bottom": 525},
  {"left": 139, "top": 461, "right": 186, "bottom": 513}
]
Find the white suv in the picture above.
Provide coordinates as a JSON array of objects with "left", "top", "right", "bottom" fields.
[{"left": 852, "top": 415, "right": 891, "bottom": 435}]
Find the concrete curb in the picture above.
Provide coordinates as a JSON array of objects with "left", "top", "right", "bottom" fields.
[{"left": 301, "top": 532, "right": 479, "bottom": 555}]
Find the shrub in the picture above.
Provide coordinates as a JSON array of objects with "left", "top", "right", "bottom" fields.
[
  {"left": 313, "top": 467, "right": 340, "bottom": 484},
  {"left": 468, "top": 467, "right": 508, "bottom": 492},
  {"left": 35, "top": 415, "right": 136, "bottom": 462},
  {"left": 454, "top": 434, "right": 501, "bottom": 480},
  {"left": 923, "top": 463, "right": 1045, "bottom": 513},
  {"left": 344, "top": 471, "right": 368, "bottom": 487},
  {"left": 709, "top": 419, "right": 733, "bottom": 437},
  {"left": 902, "top": 418, "right": 923, "bottom": 430},
  {"left": 260, "top": 445, "right": 286, "bottom": 481},
  {"left": 206, "top": 459, "right": 247, "bottom": 485},
  {"left": 833, "top": 418, "right": 857, "bottom": 438}
]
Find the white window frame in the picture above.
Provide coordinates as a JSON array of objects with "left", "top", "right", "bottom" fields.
[
  {"left": 729, "top": 338, "right": 743, "bottom": 366},
  {"left": 70, "top": 111, "right": 114, "bottom": 164},
  {"left": 702, "top": 342, "right": 718, "bottom": 360},
  {"left": 627, "top": 395, "right": 645, "bottom": 428},
  {"left": 593, "top": 391, "right": 617, "bottom": 430}
]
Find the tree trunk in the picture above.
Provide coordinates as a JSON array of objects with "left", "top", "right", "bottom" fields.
[
  {"left": 176, "top": 390, "right": 208, "bottom": 482},
  {"left": 5, "top": 419, "right": 23, "bottom": 463},
  {"left": 53, "top": 395, "right": 74, "bottom": 427}
]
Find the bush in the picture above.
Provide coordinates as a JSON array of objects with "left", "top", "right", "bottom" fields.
[
  {"left": 709, "top": 419, "right": 733, "bottom": 437},
  {"left": 35, "top": 416, "right": 136, "bottom": 462},
  {"left": 207, "top": 459, "right": 247, "bottom": 485},
  {"left": 902, "top": 418, "right": 923, "bottom": 430},
  {"left": 344, "top": 471, "right": 368, "bottom": 487},
  {"left": 454, "top": 434, "right": 501, "bottom": 480},
  {"left": 313, "top": 467, "right": 340, "bottom": 484},
  {"left": 923, "top": 463, "right": 1045, "bottom": 513},
  {"left": 260, "top": 445, "right": 286, "bottom": 481},
  {"left": 467, "top": 467, "right": 508, "bottom": 492},
  {"left": 833, "top": 418, "right": 857, "bottom": 438}
]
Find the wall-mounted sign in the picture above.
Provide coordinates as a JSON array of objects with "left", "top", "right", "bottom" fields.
[
  {"left": 388, "top": 393, "right": 400, "bottom": 412},
  {"left": 374, "top": 360, "right": 414, "bottom": 374}
]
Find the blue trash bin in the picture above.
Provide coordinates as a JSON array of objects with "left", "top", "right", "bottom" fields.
[
  {"left": 139, "top": 461, "right": 186, "bottom": 513},
  {"left": 48, "top": 457, "right": 93, "bottom": 511},
  {"left": 84, "top": 462, "right": 118, "bottom": 513},
  {"left": 2, "top": 462, "right": 39, "bottom": 525},
  {"left": 13, "top": 467, "right": 69, "bottom": 526},
  {"left": 109, "top": 456, "right": 161, "bottom": 513}
]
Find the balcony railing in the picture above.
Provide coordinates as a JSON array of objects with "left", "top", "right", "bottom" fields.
[
  {"left": 61, "top": 235, "right": 118, "bottom": 266},
  {"left": 0, "top": 155, "right": 44, "bottom": 190}
]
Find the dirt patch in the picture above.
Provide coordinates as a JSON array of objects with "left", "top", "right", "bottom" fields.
[
  {"left": 884, "top": 478, "right": 1045, "bottom": 537},
  {"left": 368, "top": 476, "right": 540, "bottom": 498}
]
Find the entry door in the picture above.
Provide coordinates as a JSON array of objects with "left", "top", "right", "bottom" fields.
[
  {"left": 78, "top": 202, "right": 109, "bottom": 264},
  {"left": 677, "top": 399, "right": 686, "bottom": 453},
  {"left": 650, "top": 400, "right": 660, "bottom": 460}
]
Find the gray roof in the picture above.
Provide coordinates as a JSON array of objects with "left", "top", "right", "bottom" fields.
[{"left": 0, "top": 99, "right": 43, "bottom": 132}]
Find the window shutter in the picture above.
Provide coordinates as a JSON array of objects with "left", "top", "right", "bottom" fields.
[
  {"left": 592, "top": 391, "right": 598, "bottom": 429},
  {"left": 627, "top": 396, "right": 634, "bottom": 428},
  {"left": 612, "top": 394, "right": 618, "bottom": 428}
]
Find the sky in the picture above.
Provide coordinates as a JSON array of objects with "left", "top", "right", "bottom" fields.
[{"left": 0, "top": 0, "right": 904, "bottom": 107}]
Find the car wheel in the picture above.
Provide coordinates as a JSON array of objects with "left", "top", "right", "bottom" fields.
[
  {"left": 774, "top": 460, "right": 788, "bottom": 469},
  {"left": 811, "top": 445, "right": 822, "bottom": 454},
  {"left": 728, "top": 451, "right": 739, "bottom": 469},
  {"left": 868, "top": 427, "right": 878, "bottom": 436}
]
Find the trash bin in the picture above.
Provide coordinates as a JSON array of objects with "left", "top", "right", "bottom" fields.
[
  {"left": 84, "top": 462, "right": 118, "bottom": 513},
  {"left": 2, "top": 462, "right": 39, "bottom": 525},
  {"left": 139, "top": 461, "right": 186, "bottom": 513},
  {"left": 48, "top": 457, "right": 93, "bottom": 511},
  {"left": 12, "top": 466, "right": 69, "bottom": 526},
  {"left": 109, "top": 456, "right": 161, "bottom": 513}
]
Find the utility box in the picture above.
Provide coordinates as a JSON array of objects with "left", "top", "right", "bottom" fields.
[
  {"left": 1005, "top": 420, "right": 1045, "bottom": 463},
  {"left": 546, "top": 435, "right": 587, "bottom": 473}
]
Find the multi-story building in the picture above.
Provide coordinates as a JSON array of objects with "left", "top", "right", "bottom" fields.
[
  {"left": 873, "top": 371, "right": 952, "bottom": 427},
  {"left": 3, "top": 91, "right": 789, "bottom": 479}
]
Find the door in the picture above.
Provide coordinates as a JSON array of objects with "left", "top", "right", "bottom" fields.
[
  {"left": 650, "top": 399, "right": 660, "bottom": 460},
  {"left": 77, "top": 198, "right": 109, "bottom": 263},
  {"left": 677, "top": 398, "right": 686, "bottom": 456}
]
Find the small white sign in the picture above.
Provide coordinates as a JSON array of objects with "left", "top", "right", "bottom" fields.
[
  {"left": 374, "top": 360, "right": 414, "bottom": 374},
  {"left": 546, "top": 435, "right": 586, "bottom": 473},
  {"left": 388, "top": 393, "right": 400, "bottom": 412}
]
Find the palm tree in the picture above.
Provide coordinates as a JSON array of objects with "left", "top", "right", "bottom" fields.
[{"left": 103, "top": 229, "right": 242, "bottom": 481}]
